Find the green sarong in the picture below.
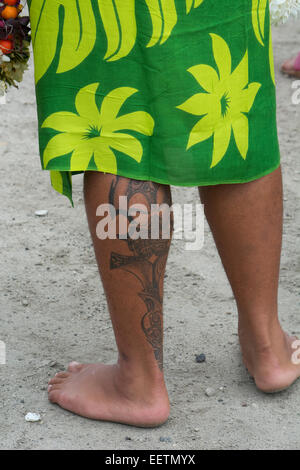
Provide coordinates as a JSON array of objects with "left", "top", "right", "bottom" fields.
[{"left": 28, "top": 0, "right": 280, "bottom": 205}]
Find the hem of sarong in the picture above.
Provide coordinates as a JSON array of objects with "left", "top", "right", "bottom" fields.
[{"left": 46, "top": 158, "right": 281, "bottom": 206}]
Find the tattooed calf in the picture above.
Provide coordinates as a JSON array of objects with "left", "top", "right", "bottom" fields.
[{"left": 109, "top": 176, "right": 172, "bottom": 370}]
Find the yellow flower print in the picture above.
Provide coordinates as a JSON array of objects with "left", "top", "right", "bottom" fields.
[
  {"left": 50, "top": 171, "right": 64, "bottom": 195},
  {"left": 41, "top": 83, "right": 154, "bottom": 172},
  {"left": 177, "top": 34, "right": 261, "bottom": 168},
  {"left": 30, "top": 0, "right": 206, "bottom": 81},
  {"left": 144, "top": 0, "right": 204, "bottom": 48},
  {"left": 269, "top": 27, "right": 275, "bottom": 85},
  {"left": 252, "top": 0, "right": 268, "bottom": 46},
  {"left": 98, "top": 0, "right": 137, "bottom": 61},
  {"left": 29, "top": 0, "right": 97, "bottom": 84},
  {"left": 251, "top": 0, "right": 275, "bottom": 85},
  {"left": 98, "top": 0, "right": 205, "bottom": 59},
  {"left": 186, "top": 0, "right": 204, "bottom": 14},
  {"left": 145, "top": 0, "right": 177, "bottom": 47}
]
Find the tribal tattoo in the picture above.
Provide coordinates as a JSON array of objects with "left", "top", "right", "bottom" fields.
[{"left": 109, "top": 176, "right": 172, "bottom": 370}]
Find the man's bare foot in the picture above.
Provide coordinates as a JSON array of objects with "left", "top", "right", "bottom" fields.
[
  {"left": 239, "top": 325, "right": 300, "bottom": 393},
  {"left": 48, "top": 362, "right": 170, "bottom": 427}
]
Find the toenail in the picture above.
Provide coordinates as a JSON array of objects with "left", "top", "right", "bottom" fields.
[{"left": 48, "top": 385, "right": 52, "bottom": 391}]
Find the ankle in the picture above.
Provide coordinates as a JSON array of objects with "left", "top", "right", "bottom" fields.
[
  {"left": 239, "top": 321, "right": 292, "bottom": 370},
  {"left": 118, "top": 350, "right": 164, "bottom": 377},
  {"left": 115, "top": 356, "right": 167, "bottom": 398},
  {"left": 238, "top": 315, "right": 283, "bottom": 347}
]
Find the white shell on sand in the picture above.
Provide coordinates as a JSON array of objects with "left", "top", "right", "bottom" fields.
[
  {"left": 25, "top": 413, "right": 41, "bottom": 422},
  {"left": 35, "top": 210, "right": 48, "bottom": 217}
]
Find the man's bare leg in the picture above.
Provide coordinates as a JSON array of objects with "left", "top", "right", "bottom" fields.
[
  {"left": 199, "top": 167, "right": 300, "bottom": 392},
  {"left": 48, "top": 173, "right": 172, "bottom": 426}
]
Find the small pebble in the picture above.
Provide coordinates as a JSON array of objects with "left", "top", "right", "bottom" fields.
[
  {"left": 205, "top": 387, "right": 216, "bottom": 397},
  {"left": 195, "top": 353, "right": 206, "bottom": 363},
  {"left": 159, "top": 437, "right": 172, "bottom": 443},
  {"left": 35, "top": 210, "right": 48, "bottom": 217},
  {"left": 25, "top": 412, "right": 41, "bottom": 422},
  {"left": 21, "top": 299, "right": 29, "bottom": 307}
]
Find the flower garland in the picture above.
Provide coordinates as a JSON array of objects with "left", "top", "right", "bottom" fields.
[
  {"left": 0, "top": 0, "right": 30, "bottom": 96},
  {"left": 270, "top": 0, "right": 300, "bottom": 25}
]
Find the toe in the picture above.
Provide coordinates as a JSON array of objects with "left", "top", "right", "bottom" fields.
[
  {"left": 48, "top": 383, "right": 62, "bottom": 392},
  {"left": 54, "top": 372, "right": 70, "bottom": 379},
  {"left": 48, "top": 377, "right": 65, "bottom": 386},
  {"left": 67, "top": 361, "right": 84, "bottom": 372},
  {"left": 48, "top": 388, "right": 62, "bottom": 403}
]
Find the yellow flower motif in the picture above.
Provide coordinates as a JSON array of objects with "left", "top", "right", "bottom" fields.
[
  {"left": 29, "top": 0, "right": 205, "bottom": 82},
  {"left": 145, "top": 0, "right": 177, "bottom": 47},
  {"left": 186, "top": 0, "right": 204, "bottom": 14},
  {"left": 269, "top": 27, "right": 275, "bottom": 85},
  {"left": 251, "top": 1, "right": 275, "bottom": 84},
  {"left": 252, "top": 0, "right": 268, "bottom": 46},
  {"left": 98, "top": 0, "right": 137, "bottom": 61},
  {"left": 145, "top": 0, "right": 204, "bottom": 47},
  {"left": 29, "top": 0, "right": 97, "bottom": 84},
  {"left": 177, "top": 34, "right": 261, "bottom": 168},
  {"left": 41, "top": 83, "right": 154, "bottom": 172}
]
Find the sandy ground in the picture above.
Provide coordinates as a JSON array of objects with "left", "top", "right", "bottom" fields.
[{"left": 0, "top": 21, "right": 300, "bottom": 450}]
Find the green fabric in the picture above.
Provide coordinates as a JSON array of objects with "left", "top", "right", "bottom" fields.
[{"left": 28, "top": 0, "right": 280, "bottom": 205}]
